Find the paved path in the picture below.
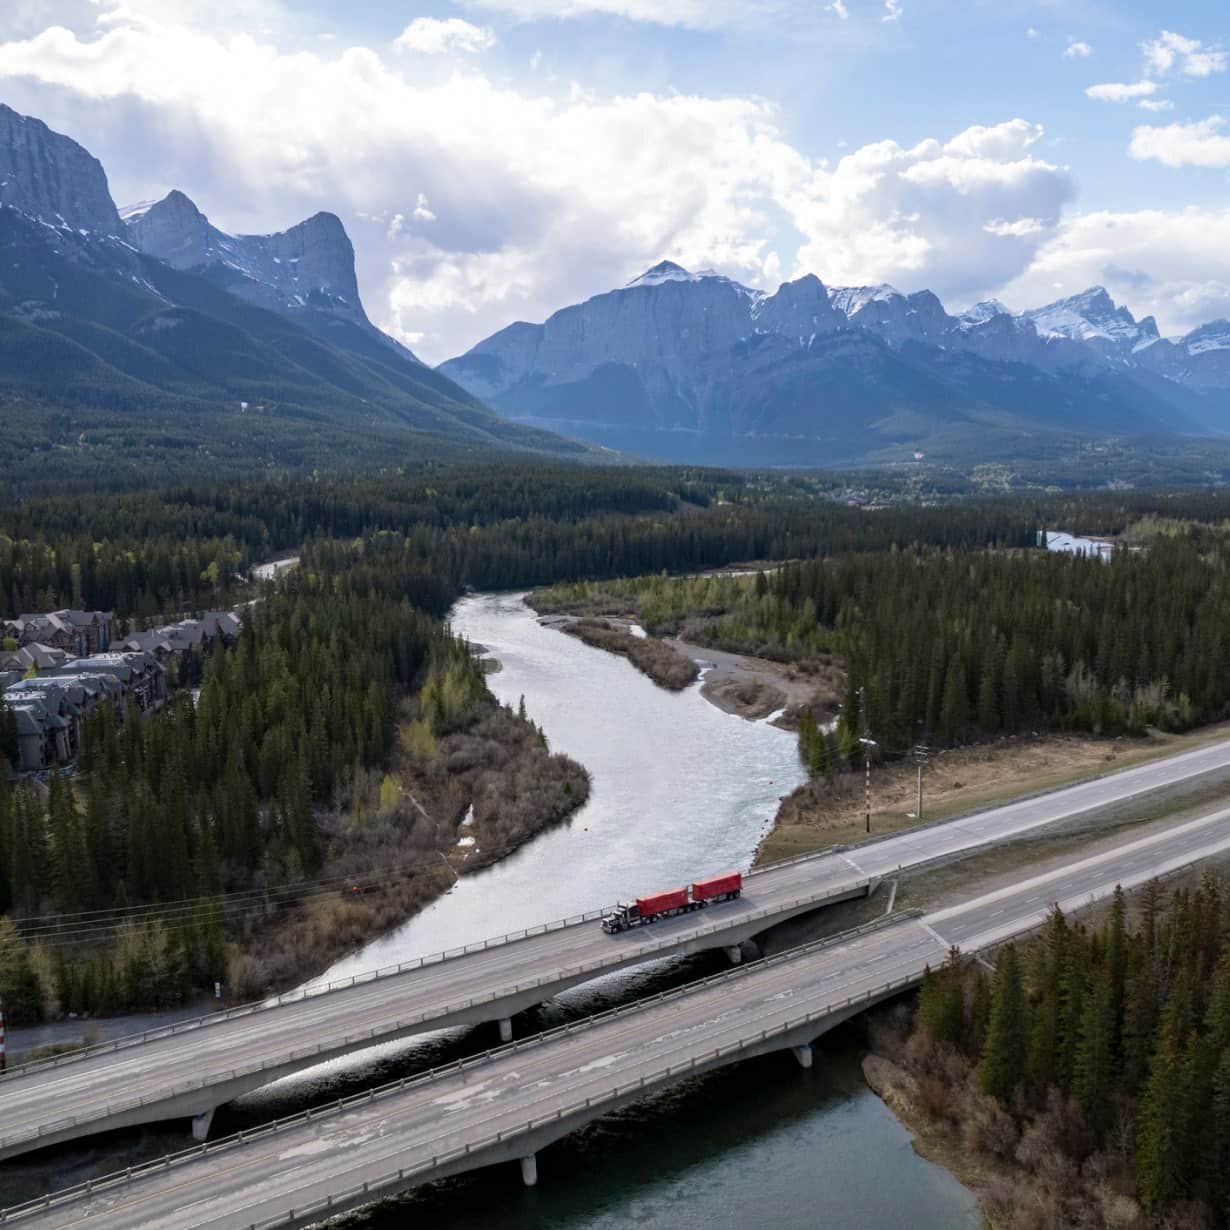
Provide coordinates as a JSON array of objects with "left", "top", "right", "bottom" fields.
[
  {"left": 2, "top": 735, "right": 1228, "bottom": 1162},
  {"left": 10, "top": 802, "right": 1230, "bottom": 1230}
]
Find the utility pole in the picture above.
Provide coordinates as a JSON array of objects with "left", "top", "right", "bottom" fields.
[
  {"left": 858, "top": 686, "right": 878, "bottom": 834},
  {"left": 913, "top": 744, "right": 929, "bottom": 822}
]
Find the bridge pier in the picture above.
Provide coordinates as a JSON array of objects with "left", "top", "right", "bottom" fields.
[
  {"left": 725, "top": 945, "right": 743, "bottom": 965},
  {"left": 520, "top": 1153, "right": 538, "bottom": 1187},
  {"left": 191, "top": 1108, "right": 214, "bottom": 1142},
  {"left": 498, "top": 1017, "right": 513, "bottom": 1043},
  {"left": 792, "top": 1044, "right": 813, "bottom": 1070}
]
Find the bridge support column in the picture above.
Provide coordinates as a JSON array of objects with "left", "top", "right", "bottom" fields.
[
  {"left": 725, "top": 945, "right": 743, "bottom": 965},
  {"left": 498, "top": 1017, "right": 513, "bottom": 1043},
  {"left": 520, "top": 1153, "right": 538, "bottom": 1187},
  {"left": 792, "top": 1044, "right": 813, "bottom": 1070},
  {"left": 191, "top": 1108, "right": 214, "bottom": 1142}
]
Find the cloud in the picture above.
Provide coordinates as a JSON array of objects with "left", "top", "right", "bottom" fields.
[
  {"left": 1085, "top": 80, "right": 1157, "bottom": 103},
  {"left": 827, "top": 0, "right": 848, "bottom": 18},
  {"left": 1002, "top": 207, "right": 1230, "bottom": 335},
  {"left": 394, "top": 17, "right": 495, "bottom": 54},
  {"left": 412, "top": 192, "right": 436, "bottom": 221},
  {"left": 459, "top": 0, "right": 779, "bottom": 30},
  {"left": 1129, "top": 116, "right": 1230, "bottom": 168},
  {"left": 1064, "top": 41, "right": 1092, "bottom": 60},
  {"left": 1137, "top": 98, "right": 1174, "bottom": 112},
  {"left": 881, "top": 0, "right": 902, "bottom": 23},
  {"left": 781, "top": 119, "right": 1072, "bottom": 303},
  {"left": 1142, "top": 30, "right": 1226, "bottom": 78}
]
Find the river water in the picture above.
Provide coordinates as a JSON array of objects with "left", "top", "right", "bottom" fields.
[{"left": 251, "top": 591, "right": 975, "bottom": 1230}]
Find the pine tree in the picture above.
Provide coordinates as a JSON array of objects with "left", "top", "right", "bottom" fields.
[
  {"left": 1136, "top": 973, "right": 1196, "bottom": 1211},
  {"left": 939, "top": 654, "right": 968, "bottom": 746},
  {"left": 1074, "top": 959, "right": 1117, "bottom": 1132},
  {"left": 979, "top": 944, "right": 1029, "bottom": 1102}
]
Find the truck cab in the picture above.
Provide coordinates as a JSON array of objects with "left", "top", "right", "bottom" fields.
[{"left": 601, "top": 903, "right": 640, "bottom": 934}]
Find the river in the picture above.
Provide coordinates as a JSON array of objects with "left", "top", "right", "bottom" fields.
[{"left": 257, "top": 592, "right": 977, "bottom": 1230}]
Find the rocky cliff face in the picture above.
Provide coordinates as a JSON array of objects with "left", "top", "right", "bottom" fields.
[
  {"left": 122, "top": 190, "right": 421, "bottom": 362},
  {"left": 125, "top": 192, "right": 366, "bottom": 327},
  {"left": 0, "top": 103, "right": 121, "bottom": 234}
]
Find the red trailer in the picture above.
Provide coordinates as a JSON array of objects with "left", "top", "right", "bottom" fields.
[
  {"left": 602, "top": 872, "right": 744, "bottom": 933},
  {"left": 636, "top": 887, "right": 690, "bottom": 917},
  {"left": 691, "top": 871, "right": 743, "bottom": 903}
]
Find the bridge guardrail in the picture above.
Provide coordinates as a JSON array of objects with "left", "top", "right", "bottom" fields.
[
  {"left": 0, "top": 879, "right": 885, "bottom": 1152},
  {"left": 0, "top": 951, "right": 934, "bottom": 1226}
]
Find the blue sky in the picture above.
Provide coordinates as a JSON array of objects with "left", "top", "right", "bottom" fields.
[{"left": 1, "top": 0, "right": 1229, "bottom": 360}]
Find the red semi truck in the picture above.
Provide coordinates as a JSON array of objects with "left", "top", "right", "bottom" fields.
[{"left": 601, "top": 871, "right": 743, "bottom": 934}]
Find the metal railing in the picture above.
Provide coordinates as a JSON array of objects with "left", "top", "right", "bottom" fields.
[
  {"left": 0, "top": 880, "right": 881, "bottom": 1151},
  {"left": 0, "top": 924, "right": 932, "bottom": 1226}
]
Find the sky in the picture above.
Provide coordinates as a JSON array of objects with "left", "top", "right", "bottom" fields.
[{"left": 1, "top": 1, "right": 1230, "bottom": 362}]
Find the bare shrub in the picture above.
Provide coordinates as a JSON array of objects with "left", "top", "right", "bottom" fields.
[{"left": 963, "top": 1091, "right": 1019, "bottom": 1160}]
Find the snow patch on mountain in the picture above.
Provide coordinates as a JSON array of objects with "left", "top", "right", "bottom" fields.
[
  {"left": 827, "top": 284, "right": 903, "bottom": 317},
  {"left": 958, "top": 299, "right": 1011, "bottom": 329},
  {"left": 1022, "top": 287, "right": 1157, "bottom": 348}
]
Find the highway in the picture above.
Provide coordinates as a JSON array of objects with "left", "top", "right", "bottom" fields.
[
  {"left": 1, "top": 733, "right": 1228, "bottom": 1162},
  {"left": 9, "top": 802, "right": 1230, "bottom": 1230}
]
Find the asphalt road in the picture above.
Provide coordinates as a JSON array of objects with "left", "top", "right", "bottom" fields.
[
  {"left": 13, "top": 802, "right": 1230, "bottom": 1230},
  {"left": 2, "top": 734, "right": 1228, "bottom": 1160}
]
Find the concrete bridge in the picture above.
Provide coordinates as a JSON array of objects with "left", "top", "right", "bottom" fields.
[
  {"left": 1, "top": 733, "right": 1228, "bottom": 1163},
  {"left": 6, "top": 805, "right": 1229, "bottom": 1230}
]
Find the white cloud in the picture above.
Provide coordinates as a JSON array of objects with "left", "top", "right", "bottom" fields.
[
  {"left": 1085, "top": 80, "right": 1158, "bottom": 103},
  {"left": 1142, "top": 30, "right": 1226, "bottom": 78},
  {"left": 984, "top": 217, "right": 1044, "bottom": 237},
  {"left": 1130, "top": 116, "right": 1230, "bottom": 168},
  {"left": 1026, "top": 27, "right": 1038, "bottom": 40},
  {"left": 394, "top": 17, "right": 495, "bottom": 55},
  {"left": 881, "top": 0, "right": 902, "bottom": 23},
  {"left": 827, "top": 0, "right": 849, "bottom": 18},
  {"left": 1137, "top": 98, "right": 1174, "bottom": 112},
  {"left": 459, "top": 0, "right": 778, "bottom": 30},
  {"left": 1064, "top": 41, "right": 1092, "bottom": 60},
  {"left": 781, "top": 119, "right": 1071, "bottom": 303},
  {"left": 1003, "top": 207, "right": 1230, "bottom": 336},
  {"left": 413, "top": 192, "right": 436, "bottom": 221}
]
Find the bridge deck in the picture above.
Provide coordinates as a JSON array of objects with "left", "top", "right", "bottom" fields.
[
  {"left": 9, "top": 805, "right": 1230, "bottom": 1230},
  {"left": 1, "top": 735, "right": 1228, "bottom": 1161}
]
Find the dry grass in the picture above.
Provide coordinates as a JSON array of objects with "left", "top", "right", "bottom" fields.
[{"left": 757, "top": 724, "right": 1230, "bottom": 866}]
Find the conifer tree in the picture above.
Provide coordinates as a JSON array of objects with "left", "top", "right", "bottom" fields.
[{"left": 979, "top": 944, "right": 1029, "bottom": 1102}]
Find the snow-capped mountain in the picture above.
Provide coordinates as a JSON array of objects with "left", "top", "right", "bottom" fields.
[
  {"left": 1022, "top": 287, "right": 1160, "bottom": 357},
  {"left": 438, "top": 262, "right": 1216, "bottom": 465},
  {"left": 123, "top": 190, "right": 417, "bottom": 362},
  {"left": 1137, "top": 319, "right": 1230, "bottom": 394}
]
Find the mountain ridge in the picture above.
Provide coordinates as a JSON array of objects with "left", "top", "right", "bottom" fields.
[
  {"left": 0, "top": 103, "right": 591, "bottom": 485},
  {"left": 438, "top": 261, "right": 1227, "bottom": 466}
]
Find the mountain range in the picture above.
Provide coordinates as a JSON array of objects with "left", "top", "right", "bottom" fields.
[
  {"left": 439, "top": 261, "right": 1229, "bottom": 467},
  {"left": 3, "top": 98, "right": 1230, "bottom": 483},
  {"left": 0, "top": 103, "right": 588, "bottom": 487}
]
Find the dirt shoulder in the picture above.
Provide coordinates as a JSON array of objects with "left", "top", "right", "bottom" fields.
[{"left": 756, "top": 723, "right": 1230, "bottom": 865}]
